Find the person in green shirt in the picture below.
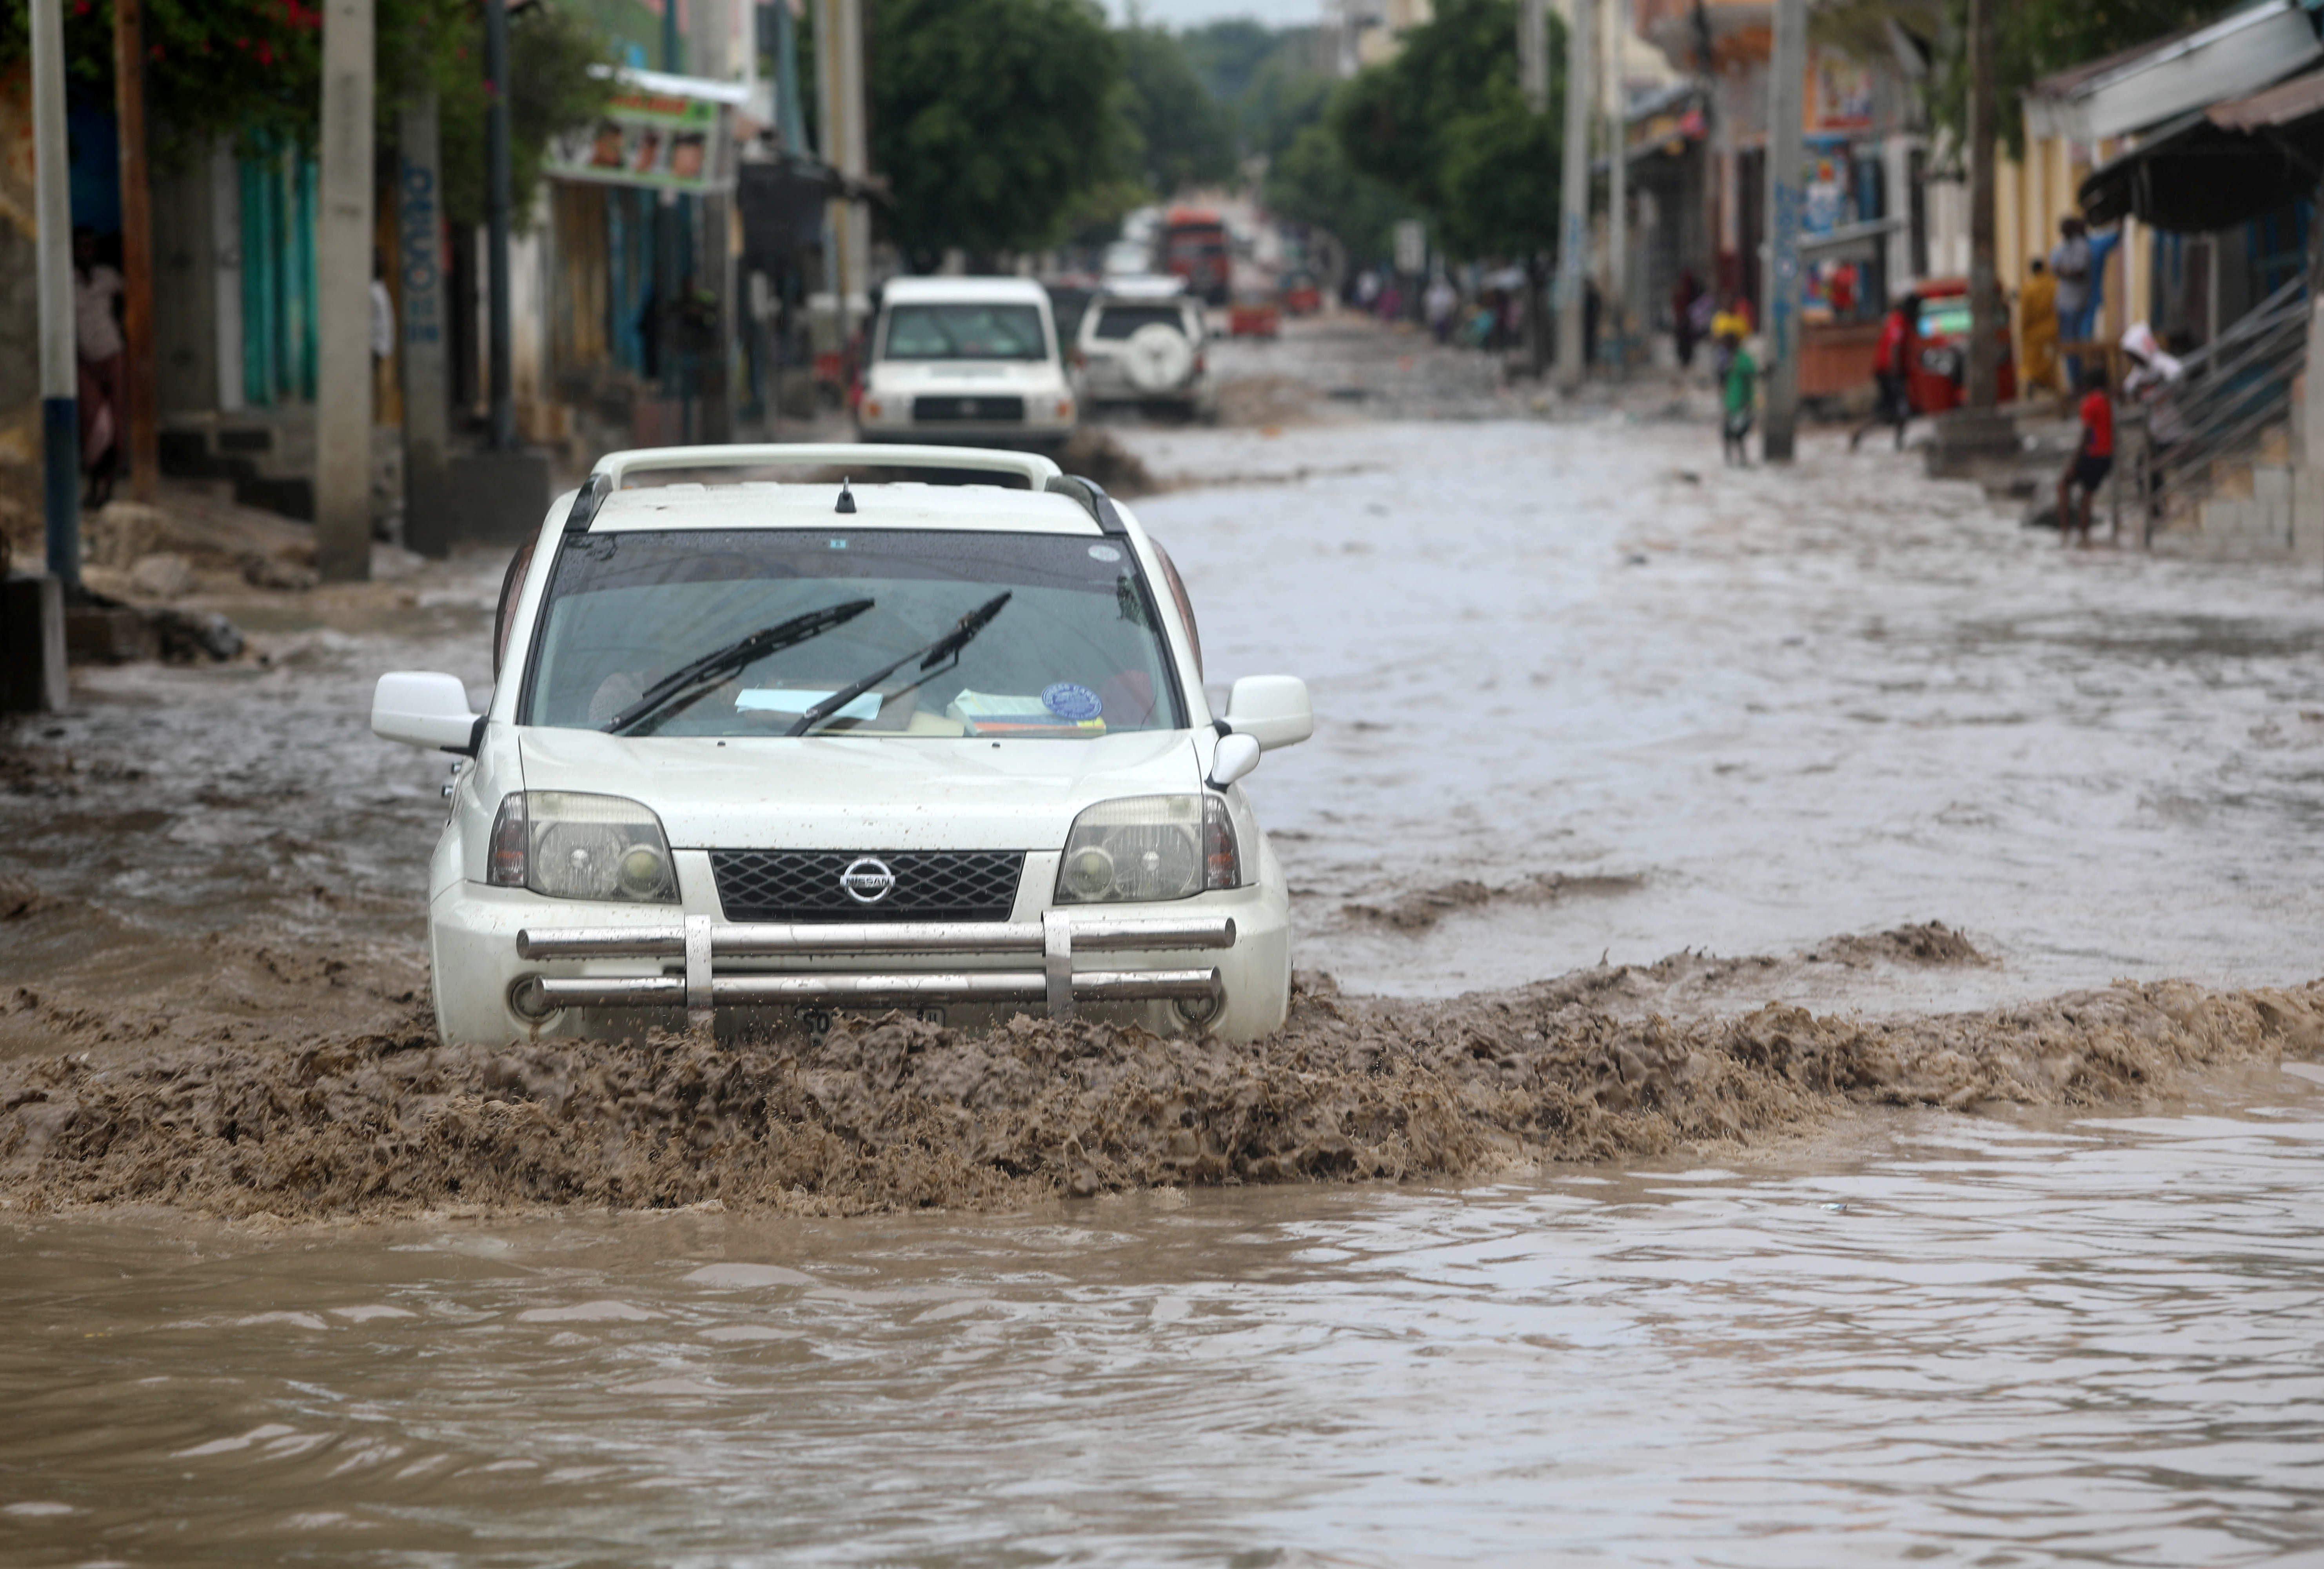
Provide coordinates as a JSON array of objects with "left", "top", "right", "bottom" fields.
[{"left": 1720, "top": 326, "right": 1758, "bottom": 466}]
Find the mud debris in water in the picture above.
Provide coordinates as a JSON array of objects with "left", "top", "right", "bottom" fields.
[
  {"left": 1343, "top": 871, "right": 1646, "bottom": 932},
  {"left": 1, "top": 955, "right": 2318, "bottom": 1221},
  {"left": 1805, "top": 922, "right": 1995, "bottom": 969}
]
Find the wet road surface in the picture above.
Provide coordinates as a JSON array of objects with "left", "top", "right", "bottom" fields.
[{"left": 1123, "top": 416, "right": 2324, "bottom": 1009}]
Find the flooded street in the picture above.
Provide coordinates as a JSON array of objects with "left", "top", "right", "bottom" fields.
[
  {"left": 6, "top": 1068, "right": 2324, "bottom": 1564},
  {"left": 5, "top": 328, "right": 2324, "bottom": 1561},
  {"left": 1128, "top": 407, "right": 2324, "bottom": 1009}
]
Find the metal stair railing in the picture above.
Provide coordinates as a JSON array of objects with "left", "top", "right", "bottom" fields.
[{"left": 2146, "top": 279, "right": 2309, "bottom": 539}]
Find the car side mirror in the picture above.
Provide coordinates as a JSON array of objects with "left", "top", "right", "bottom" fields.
[
  {"left": 372, "top": 671, "right": 482, "bottom": 753},
  {"left": 1224, "top": 675, "right": 1313, "bottom": 751},
  {"left": 1208, "top": 731, "right": 1262, "bottom": 790}
]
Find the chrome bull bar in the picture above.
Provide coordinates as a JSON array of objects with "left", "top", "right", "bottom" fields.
[{"left": 514, "top": 911, "right": 1235, "bottom": 1025}]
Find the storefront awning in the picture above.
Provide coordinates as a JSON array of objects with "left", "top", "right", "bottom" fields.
[
  {"left": 2026, "top": 0, "right": 2321, "bottom": 143},
  {"left": 2078, "top": 68, "right": 2324, "bottom": 231}
]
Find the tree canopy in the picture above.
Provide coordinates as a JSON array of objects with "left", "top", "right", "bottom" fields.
[
  {"left": 1862, "top": 0, "right": 2247, "bottom": 158},
  {"left": 868, "top": 0, "right": 1124, "bottom": 262},
  {"left": 1116, "top": 24, "right": 1238, "bottom": 196},
  {"left": 1330, "top": 0, "right": 1566, "bottom": 260},
  {"left": 0, "top": 0, "right": 610, "bottom": 227},
  {"left": 1263, "top": 118, "right": 1417, "bottom": 264}
]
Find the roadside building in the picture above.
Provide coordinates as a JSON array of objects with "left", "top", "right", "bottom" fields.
[
  {"left": 1999, "top": 0, "right": 2324, "bottom": 558},
  {"left": 1628, "top": 0, "right": 1969, "bottom": 402}
]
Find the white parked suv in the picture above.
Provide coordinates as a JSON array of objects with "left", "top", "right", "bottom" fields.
[
  {"left": 370, "top": 444, "right": 1312, "bottom": 1046},
  {"left": 1075, "top": 279, "right": 1216, "bottom": 420},
  {"left": 855, "top": 277, "right": 1078, "bottom": 449}
]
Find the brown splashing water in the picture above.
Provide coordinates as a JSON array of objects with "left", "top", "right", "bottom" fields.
[{"left": 5, "top": 945, "right": 2321, "bottom": 1217}]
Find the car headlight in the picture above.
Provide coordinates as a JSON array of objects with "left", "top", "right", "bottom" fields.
[
  {"left": 487, "top": 791, "right": 679, "bottom": 903},
  {"left": 1054, "top": 794, "right": 1239, "bottom": 904}
]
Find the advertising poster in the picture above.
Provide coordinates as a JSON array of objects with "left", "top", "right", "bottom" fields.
[{"left": 547, "top": 89, "right": 729, "bottom": 195}]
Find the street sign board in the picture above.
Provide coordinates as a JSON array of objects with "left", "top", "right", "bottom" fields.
[{"left": 1393, "top": 220, "right": 1426, "bottom": 276}]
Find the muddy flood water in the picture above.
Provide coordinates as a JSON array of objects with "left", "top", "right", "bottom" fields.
[
  {"left": 6, "top": 1070, "right": 2324, "bottom": 1565},
  {"left": 6, "top": 394, "right": 2324, "bottom": 1562}
]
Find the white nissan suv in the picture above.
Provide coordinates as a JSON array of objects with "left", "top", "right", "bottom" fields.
[{"left": 370, "top": 444, "right": 1312, "bottom": 1046}]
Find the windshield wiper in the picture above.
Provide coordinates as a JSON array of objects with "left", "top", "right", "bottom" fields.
[
  {"left": 605, "top": 599, "right": 874, "bottom": 736},
  {"left": 786, "top": 591, "right": 1011, "bottom": 737}
]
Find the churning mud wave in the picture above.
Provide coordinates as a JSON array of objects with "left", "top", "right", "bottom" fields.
[{"left": 3, "top": 956, "right": 2320, "bottom": 1220}]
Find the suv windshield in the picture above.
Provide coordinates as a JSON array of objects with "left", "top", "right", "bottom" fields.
[
  {"left": 881, "top": 303, "right": 1049, "bottom": 361},
  {"left": 524, "top": 527, "right": 1183, "bottom": 739},
  {"left": 1092, "top": 304, "right": 1189, "bottom": 340}
]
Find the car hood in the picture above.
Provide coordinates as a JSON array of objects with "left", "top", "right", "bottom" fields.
[
  {"left": 866, "top": 360, "right": 1065, "bottom": 393},
  {"left": 517, "top": 727, "right": 1200, "bottom": 849}
]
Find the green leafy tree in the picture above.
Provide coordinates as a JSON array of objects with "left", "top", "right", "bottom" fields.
[
  {"left": 1330, "top": 0, "right": 1565, "bottom": 259},
  {"left": 870, "top": 0, "right": 1124, "bottom": 263},
  {"left": 0, "top": 0, "right": 325, "bottom": 165},
  {"left": 0, "top": 0, "right": 610, "bottom": 225},
  {"left": 1263, "top": 118, "right": 1416, "bottom": 263},
  {"left": 1234, "top": 33, "right": 1332, "bottom": 160},
  {"left": 1176, "top": 19, "right": 1279, "bottom": 111},
  {"left": 423, "top": 2, "right": 615, "bottom": 230},
  {"left": 1863, "top": 0, "right": 2243, "bottom": 158},
  {"left": 1117, "top": 24, "right": 1237, "bottom": 197}
]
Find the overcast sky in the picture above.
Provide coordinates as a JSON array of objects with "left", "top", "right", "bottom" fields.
[{"left": 1102, "top": 0, "right": 1319, "bottom": 31}]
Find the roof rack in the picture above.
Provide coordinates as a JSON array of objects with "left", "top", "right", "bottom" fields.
[
  {"left": 564, "top": 445, "right": 1097, "bottom": 537},
  {"left": 588, "top": 444, "right": 1062, "bottom": 493}
]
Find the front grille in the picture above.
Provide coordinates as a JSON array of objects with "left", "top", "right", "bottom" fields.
[
  {"left": 710, "top": 849, "right": 1026, "bottom": 923},
  {"left": 913, "top": 394, "right": 1026, "bottom": 423}
]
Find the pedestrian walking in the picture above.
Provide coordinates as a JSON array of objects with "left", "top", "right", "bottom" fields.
[
  {"left": 1848, "top": 292, "right": 1917, "bottom": 451},
  {"left": 1672, "top": 267, "right": 1703, "bottom": 369},
  {"left": 1708, "top": 298, "right": 1750, "bottom": 384},
  {"left": 2019, "top": 258, "right": 2063, "bottom": 399},
  {"left": 1719, "top": 325, "right": 1757, "bottom": 467},
  {"left": 73, "top": 227, "right": 125, "bottom": 507},
  {"left": 1424, "top": 275, "right": 1458, "bottom": 344},
  {"left": 2056, "top": 364, "right": 2113, "bottom": 547}
]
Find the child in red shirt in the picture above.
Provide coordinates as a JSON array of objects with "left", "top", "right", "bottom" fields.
[{"left": 2058, "top": 366, "right": 2113, "bottom": 546}]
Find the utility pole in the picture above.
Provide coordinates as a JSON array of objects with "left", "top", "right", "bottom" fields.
[
  {"left": 1760, "top": 0, "right": 1805, "bottom": 460},
  {"left": 1965, "top": 0, "right": 1999, "bottom": 411},
  {"left": 30, "top": 0, "right": 77, "bottom": 590},
  {"left": 658, "top": 0, "right": 682, "bottom": 414},
  {"left": 1518, "top": 0, "right": 1549, "bottom": 377},
  {"left": 818, "top": 0, "right": 869, "bottom": 340},
  {"left": 1557, "top": 0, "right": 1595, "bottom": 389},
  {"left": 1606, "top": 0, "right": 1629, "bottom": 373},
  {"left": 316, "top": 0, "right": 375, "bottom": 581},
  {"left": 113, "top": 0, "right": 157, "bottom": 502},
  {"left": 398, "top": 86, "right": 450, "bottom": 550},
  {"left": 485, "top": 0, "right": 516, "bottom": 449}
]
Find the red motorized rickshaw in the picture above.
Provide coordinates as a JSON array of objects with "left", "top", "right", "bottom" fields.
[{"left": 1906, "top": 278, "right": 2015, "bottom": 413}]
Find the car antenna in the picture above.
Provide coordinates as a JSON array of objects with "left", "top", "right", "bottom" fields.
[{"left": 835, "top": 477, "right": 857, "bottom": 515}]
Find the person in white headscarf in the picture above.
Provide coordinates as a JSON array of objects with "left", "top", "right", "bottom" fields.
[{"left": 2121, "top": 321, "right": 2186, "bottom": 509}]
